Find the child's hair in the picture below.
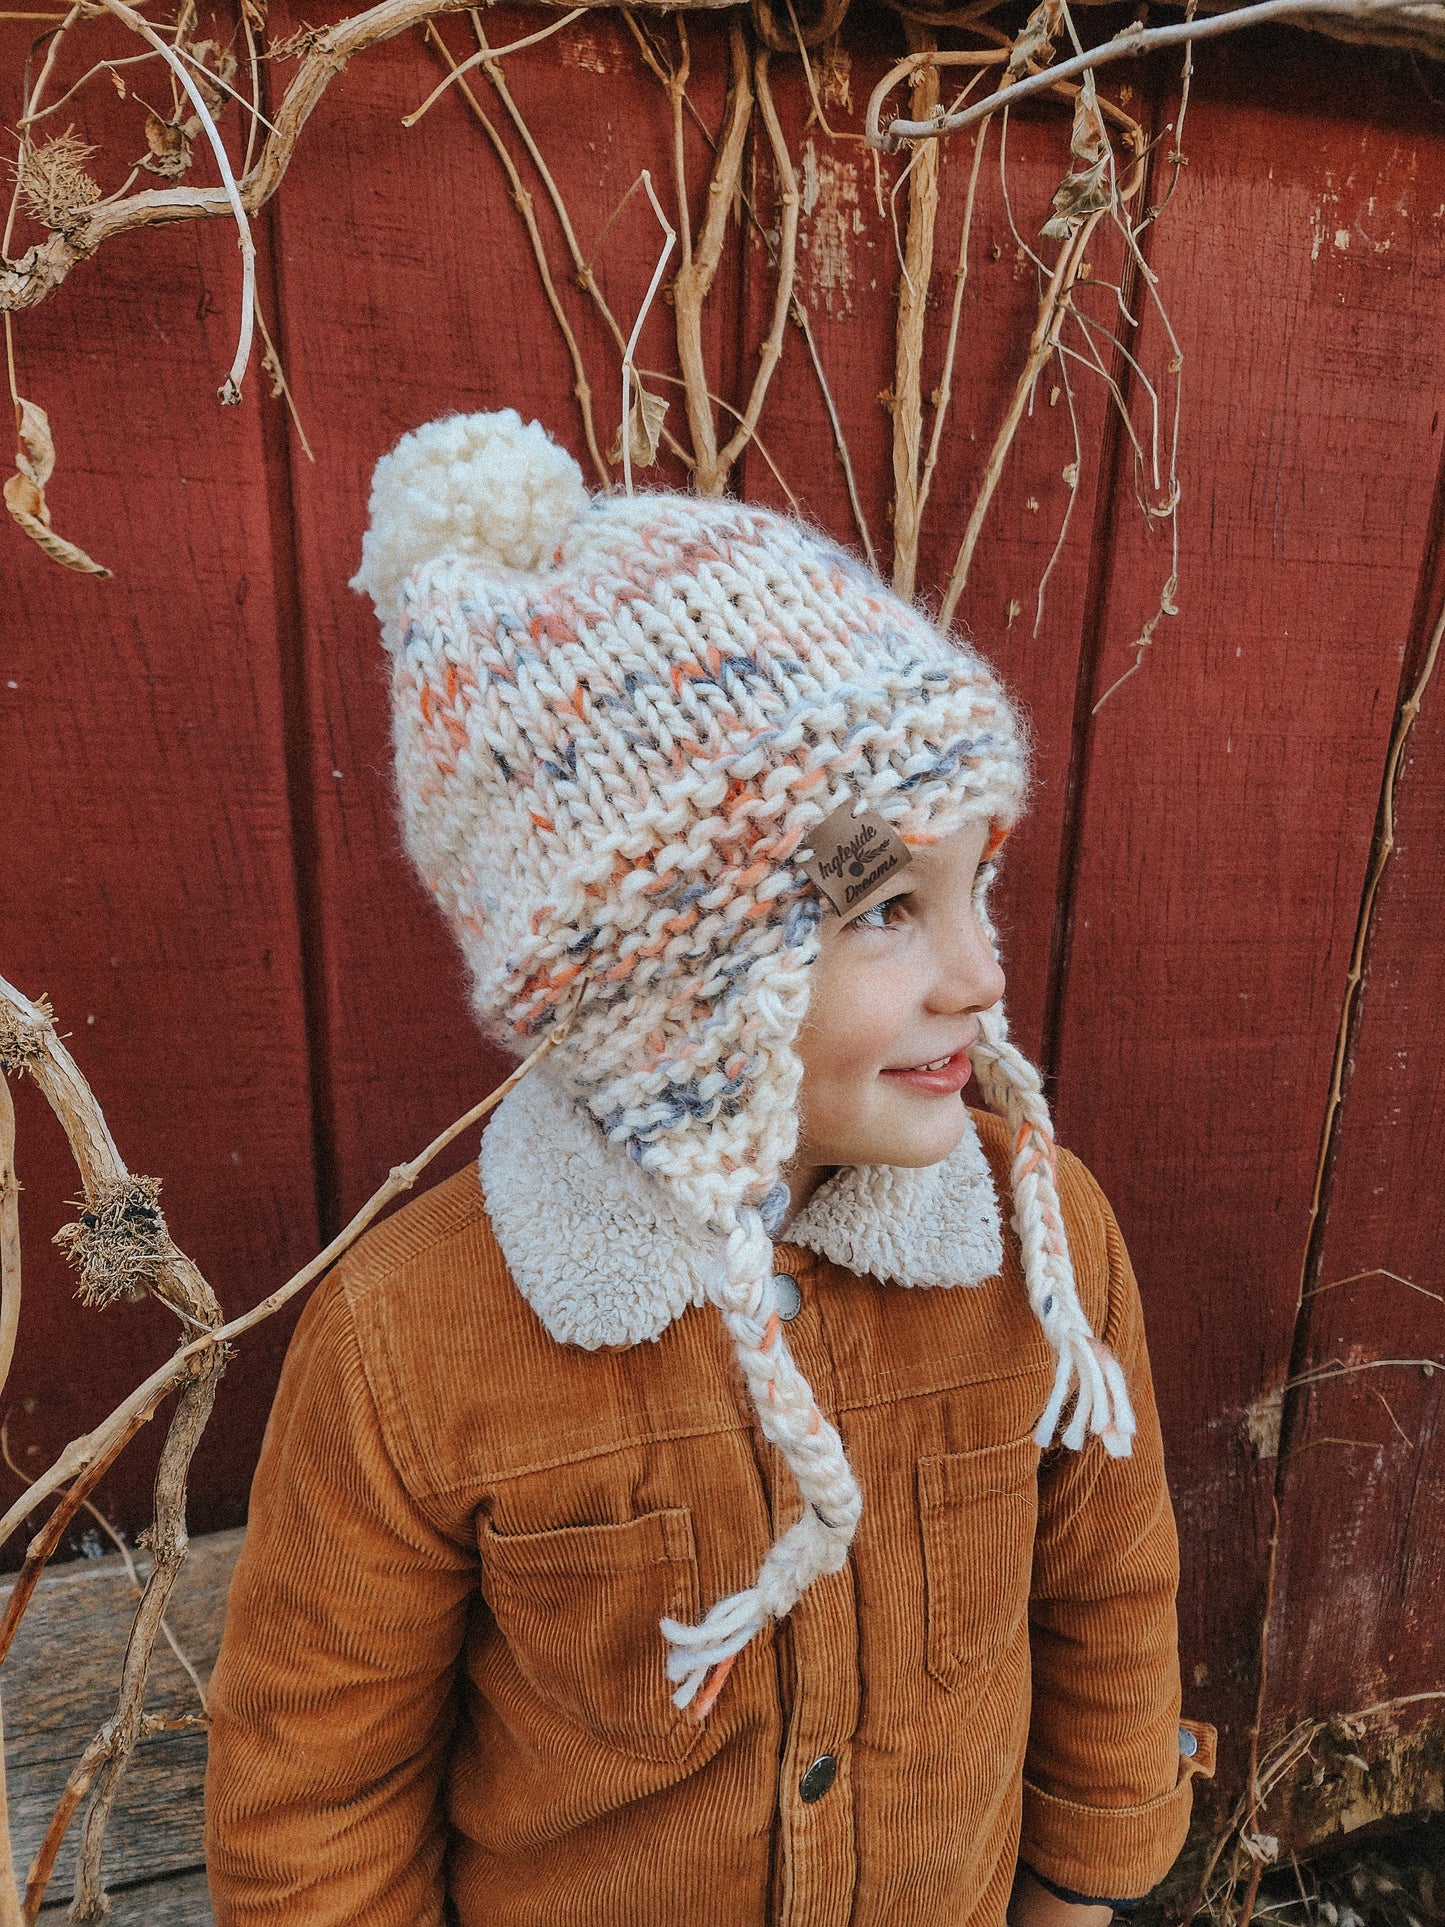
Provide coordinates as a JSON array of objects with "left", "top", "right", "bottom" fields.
[{"left": 352, "top": 410, "right": 1135, "bottom": 1718}]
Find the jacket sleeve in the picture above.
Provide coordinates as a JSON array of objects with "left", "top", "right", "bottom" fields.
[
  {"left": 1018, "top": 1154, "right": 1214, "bottom": 1906},
  {"left": 205, "top": 1268, "right": 479, "bottom": 1926}
]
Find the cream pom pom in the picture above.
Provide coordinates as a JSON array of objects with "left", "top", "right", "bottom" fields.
[{"left": 350, "top": 410, "right": 589, "bottom": 628}]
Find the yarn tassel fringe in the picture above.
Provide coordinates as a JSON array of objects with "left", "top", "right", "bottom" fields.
[{"left": 661, "top": 1587, "right": 767, "bottom": 1714}]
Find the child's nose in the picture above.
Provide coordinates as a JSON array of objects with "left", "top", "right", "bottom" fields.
[{"left": 929, "top": 915, "right": 1006, "bottom": 1015}]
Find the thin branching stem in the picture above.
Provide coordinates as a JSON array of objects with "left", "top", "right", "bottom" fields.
[{"left": 425, "top": 21, "right": 609, "bottom": 485}]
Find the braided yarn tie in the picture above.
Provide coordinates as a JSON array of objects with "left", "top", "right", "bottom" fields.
[
  {"left": 972, "top": 1003, "right": 1137, "bottom": 1460},
  {"left": 660, "top": 1207, "right": 861, "bottom": 1717}
]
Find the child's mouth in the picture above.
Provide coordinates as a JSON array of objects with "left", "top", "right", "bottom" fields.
[{"left": 880, "top": 1045, "right": 974, "bottom": 1094}]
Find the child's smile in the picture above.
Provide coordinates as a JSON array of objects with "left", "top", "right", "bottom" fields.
[{"left": 784, "top": 818, "right": 1006, "bottom": 1218}]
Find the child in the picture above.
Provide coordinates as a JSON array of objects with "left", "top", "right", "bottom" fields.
[{"left": 205, "top": 410, "right": 1213, "bottom": 1924}]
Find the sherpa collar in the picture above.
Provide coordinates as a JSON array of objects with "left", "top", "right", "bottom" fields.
[{"left": 479, "top": 1072, "right": 1004, "bottom": 1350}]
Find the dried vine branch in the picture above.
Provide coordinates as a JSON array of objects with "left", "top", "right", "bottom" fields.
[
  {"left": 0, "top": 0, "right": 573, "bottom": 313},
  {"left": 66, "top": 1362, "right": 223, "bottom": 1919},
  {"left": 671, "top": 17, "right": 752, "bottom": 491},
  {"left": 888, "top": 23, "right": 939, "bottom": 600},
  {"left": 0, "top": 1079, "right": 18, "bottom": 1404},
  {"left": 713, "top": 45, "right": 797, "bottom": 484}
]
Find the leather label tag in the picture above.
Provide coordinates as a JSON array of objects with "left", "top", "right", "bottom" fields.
[{"left": 801, "top": 802, "right": 912, "bottom": 915}]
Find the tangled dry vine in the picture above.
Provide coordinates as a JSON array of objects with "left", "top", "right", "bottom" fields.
[
  {"left": 0, "top": 973, "right": 571, "bottom": 1917},
  {"left": 2, "top": 0, "right": 1441, "bottom": 651}
]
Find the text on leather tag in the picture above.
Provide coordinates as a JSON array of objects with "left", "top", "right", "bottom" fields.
[{"left": 801, "top": 803, "right": 912, "bottom": 915}]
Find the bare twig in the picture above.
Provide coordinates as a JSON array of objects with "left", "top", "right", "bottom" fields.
[
  {"left": 424, "top": 22, "right": 609, "bottom": 485},
  {"left": 0, "top": 1420, "right": 208, "bottom": 1710},
  {"left": 400, "top": 7, "right": 585, "bottom": 126},
  {"left": 1304, "top": 1266, "right": 1444, "bottom": 1307},
  {"left": 91, "top": 0, "right": 256, "bottom": 403},
  {"left": 67, "top": 1362, "right": 223, "bottom": 1920},
  {"left": 253, "top": 293, "right": 316, "bottom": 465},
  {"left": 470, "top": 11, "right": 691, "bottom": 474},
  {"left": 0, "top": 1080, "right": 18, "bottom": 1405},
  {"left": 16, "top": 49, "right": 160, "bottom": 128},
  {"left": 621, "top": 170, "right": 676, "bottom": 496},
  {"left": 638, "top": 365, "right": 801, "bottom": 510},
  {"left": 0, "top": 1403, "right": 155, "bottom": 1667},
  {"left": 937, "top": 81, "right": 1148, "bottom": 626},
  {"left": 916, "top": 111, "right": 991, "bottom": 559},
  {"left": 938, "top": 213, "right": 1095, "bottom": 627},
  {"left": 793, "top": 297, "right": 877, "bottom": 569},
  {"left": 1298, "top": 599, "right": 1445, "bottom": 1277},
  {"left": 21, "top": 1730, "right": 106, "bottom": 1924}
]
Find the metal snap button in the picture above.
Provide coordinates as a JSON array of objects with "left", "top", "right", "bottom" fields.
[
  {"left": 799, "top": 1753, "right": 837, "bottom": 1803},
  {"left": 1178, "top": 1726, "right": 1198, "bottom": 1757},
  {"left": 773, "top": 1272, "right": 803, "bottom": 1321}
]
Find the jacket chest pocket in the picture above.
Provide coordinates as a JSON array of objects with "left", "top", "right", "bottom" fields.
[
  {"left": 918, "top": 1438, "right": 1039, "bottom": 1701},
  {"left": 479, "top": 1507, "right": 703, "bottom": 1764}
]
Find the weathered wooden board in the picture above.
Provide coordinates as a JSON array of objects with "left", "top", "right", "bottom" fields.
[
  {"left": 1050, "top": 26, "right": 1445, "bottom": 1803},
  {"left": 0, "top": 7, "right": 321, "bottom": 1554},
  {"left": 2, "top": 1528, "right": 240, "bottom": 1909}
]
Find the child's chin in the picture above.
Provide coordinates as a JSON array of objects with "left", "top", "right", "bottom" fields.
[{"left": 862, "top": 1103, "right": 971, "bottom": 1171}]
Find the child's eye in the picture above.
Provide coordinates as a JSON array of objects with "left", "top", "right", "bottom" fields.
[{"left": 848, "top": 892, "right": 909, "bottom": 931}]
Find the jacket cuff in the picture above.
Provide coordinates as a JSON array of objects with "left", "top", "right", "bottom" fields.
[{"left": 1020, "top": 1721, "right": 1216, "bottom": 1905}]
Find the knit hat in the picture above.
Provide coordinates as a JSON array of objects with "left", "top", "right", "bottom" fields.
[{"left": 352, "top": 409, "right": 1136, "bottom": 1718}]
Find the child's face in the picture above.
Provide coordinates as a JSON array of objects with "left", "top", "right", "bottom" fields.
[{"left": 791, "top": 819, "right": 1006, "bottom": 1190}]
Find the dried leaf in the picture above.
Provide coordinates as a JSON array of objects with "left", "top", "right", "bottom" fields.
[
  {"left": 5, "top": 400, "right": 112, "bottom": 578},
  {"left": 1008, "top": 0, "right": 1062, "bottom": 78},
  {"left": 1040, "top": 85, "right": 1112, "bottom": 239},
  {"left": 109, "top": 66, "right": 127, "bottom": 98},
  {"left": 610, "top": 380, "right": 668, "bottom": 470},
  {"left": 15, "top": 396, "right": 55, "bottom": 489},
  {"left": 141, "top": 112, "right": 195, "bottom": 179}
]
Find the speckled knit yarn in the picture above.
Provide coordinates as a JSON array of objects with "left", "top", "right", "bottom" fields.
[{"left": 352, "top": 409, "right": 1136, "bottom": 1717}]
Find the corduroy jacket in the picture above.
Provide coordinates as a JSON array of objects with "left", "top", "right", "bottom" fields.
[{"left": 205, "top": 1092, "right": 1213, "bottom": 1925}]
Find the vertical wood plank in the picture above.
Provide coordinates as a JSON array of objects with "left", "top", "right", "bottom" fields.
[
  {"left": 1049, "top": 30, "right": 1445, "bottom": 1791},
  {"left": 0, "top": 14, "right": 320, "bottom": 1546}
]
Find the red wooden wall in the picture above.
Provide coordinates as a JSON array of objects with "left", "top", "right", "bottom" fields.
[{"left": 2, "top": 1, "right": 1441, "bottom": 1866}]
